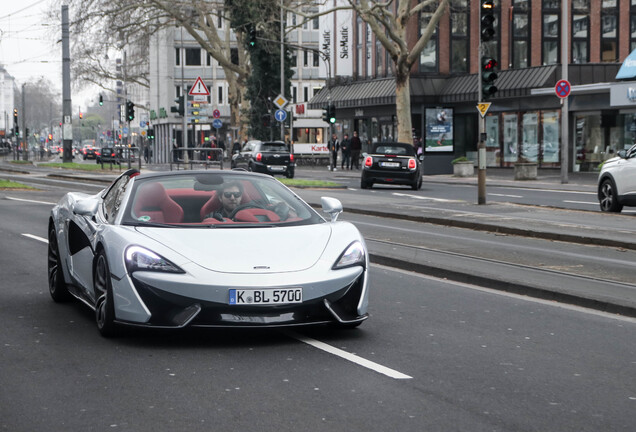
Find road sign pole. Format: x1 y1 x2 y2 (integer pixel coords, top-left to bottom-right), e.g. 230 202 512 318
477 7 486 205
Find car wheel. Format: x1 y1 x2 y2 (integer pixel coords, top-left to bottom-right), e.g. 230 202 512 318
247 163 253 172
360 179 372 189
48 225 71 302
412 175 422 191
286 170 294 179
599 178 623 212
94 252 118 337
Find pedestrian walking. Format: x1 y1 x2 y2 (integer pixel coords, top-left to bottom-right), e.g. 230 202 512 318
328 134 340 171
341 133 351 169
350 131 362 169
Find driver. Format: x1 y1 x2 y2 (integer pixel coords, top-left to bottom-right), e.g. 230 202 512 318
208 181 243 220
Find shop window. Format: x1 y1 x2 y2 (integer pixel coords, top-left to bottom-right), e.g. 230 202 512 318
541 111 560 164
503 113 519 164
485 115 500 167
522 112 539 163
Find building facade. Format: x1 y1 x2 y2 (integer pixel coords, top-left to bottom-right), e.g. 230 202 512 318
309 0 636 173
0 66 16 142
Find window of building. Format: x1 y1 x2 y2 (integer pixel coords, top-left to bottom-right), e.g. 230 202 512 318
304 50 309 67
366 24 372 77
218 86 223 105
217 13 223 29
450 0 469 74
312 16 319 30
512 0 530 69
185 48 202 66
292 86 297 104
419 8 438 73
231 48 238 65
303 86 308 102
542 1 559 65
291 50 297 68
313 51 320 67
571 0 589 64
175 48 180 66
376 41 383 76
601 1 618 62
631 1 636 51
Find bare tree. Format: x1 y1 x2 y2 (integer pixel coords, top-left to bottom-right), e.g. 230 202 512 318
294 0 450 144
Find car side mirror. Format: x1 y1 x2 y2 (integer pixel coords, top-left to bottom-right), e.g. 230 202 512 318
73 197 99 217
321 197 343 222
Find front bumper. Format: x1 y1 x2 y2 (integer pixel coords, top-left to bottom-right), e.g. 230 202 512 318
112 266 368 328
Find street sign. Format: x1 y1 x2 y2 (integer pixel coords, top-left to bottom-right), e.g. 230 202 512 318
476 102 492 118
213 109 221 119
189 77 210 96
275 109 287 122
212 119 223 129
555 79 571 98
273 94 288 109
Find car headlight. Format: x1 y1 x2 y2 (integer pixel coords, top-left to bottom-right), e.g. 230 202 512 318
333 241 366 270
125 246 185 274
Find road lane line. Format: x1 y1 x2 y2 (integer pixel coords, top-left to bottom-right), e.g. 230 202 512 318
563 200 598 205
489 193 523 198
22 234 48 243
392 192 458 202
288 332 412 380
6 196 56 205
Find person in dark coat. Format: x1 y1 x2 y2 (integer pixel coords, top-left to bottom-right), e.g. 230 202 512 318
350 131 362 169
340 133 351 170
328 134 340 171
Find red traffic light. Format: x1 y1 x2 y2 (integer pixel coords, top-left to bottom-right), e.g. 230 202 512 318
483 58 498 70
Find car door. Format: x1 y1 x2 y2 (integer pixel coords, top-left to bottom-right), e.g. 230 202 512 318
620 145 636 197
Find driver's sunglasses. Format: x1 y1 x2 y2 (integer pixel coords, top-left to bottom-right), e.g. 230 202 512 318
223 191 242 199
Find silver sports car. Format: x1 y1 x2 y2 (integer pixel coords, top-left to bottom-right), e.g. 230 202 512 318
48 169 369 336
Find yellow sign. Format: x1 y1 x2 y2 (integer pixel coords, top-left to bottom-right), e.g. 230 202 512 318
477 103 492 118
273 94 288 109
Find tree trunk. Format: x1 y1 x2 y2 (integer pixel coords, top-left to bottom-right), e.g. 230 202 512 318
395 70 413 144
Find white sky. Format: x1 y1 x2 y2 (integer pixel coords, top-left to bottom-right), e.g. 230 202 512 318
0 0 61 91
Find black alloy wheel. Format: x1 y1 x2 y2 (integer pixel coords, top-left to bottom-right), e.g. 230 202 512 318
599 179 623 212
94 252 118 337
48 225 71 302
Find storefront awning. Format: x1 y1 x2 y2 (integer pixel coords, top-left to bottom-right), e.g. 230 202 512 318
309 78 396 109
440 65 558 103
616 49 636 80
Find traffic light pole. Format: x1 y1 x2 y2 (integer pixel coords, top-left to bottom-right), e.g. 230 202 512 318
477 6 486 205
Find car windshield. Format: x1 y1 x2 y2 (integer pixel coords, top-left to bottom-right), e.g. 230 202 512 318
373 144 415 156
121 172 323 227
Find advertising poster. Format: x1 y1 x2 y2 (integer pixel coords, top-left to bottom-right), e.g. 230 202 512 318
425 108 453 152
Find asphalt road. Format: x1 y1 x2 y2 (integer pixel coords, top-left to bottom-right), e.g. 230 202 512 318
0 176 635 431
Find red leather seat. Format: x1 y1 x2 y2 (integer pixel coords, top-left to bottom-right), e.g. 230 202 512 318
134 182 184 223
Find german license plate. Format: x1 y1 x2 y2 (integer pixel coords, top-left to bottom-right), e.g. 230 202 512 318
269 165 286 172
229 288 302 305
380 161 400 168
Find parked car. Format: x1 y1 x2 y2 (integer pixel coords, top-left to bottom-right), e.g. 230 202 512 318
231 140 295 178
96 147 121 165
81 145 97 160
48 169 369 336
361 142 423 190
597 143 636 212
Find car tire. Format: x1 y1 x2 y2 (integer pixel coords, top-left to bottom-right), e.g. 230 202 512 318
48 225 71 302
411 175 422 191
286 170 294 179
360 179 372 189
94 251 118 337
599 178 623 212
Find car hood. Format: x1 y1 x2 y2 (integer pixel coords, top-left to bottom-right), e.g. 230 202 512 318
135 224 331 273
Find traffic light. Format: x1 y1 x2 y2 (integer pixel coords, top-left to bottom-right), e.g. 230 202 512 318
126 100 135 121
248 26 257 48
481 1 495 42
262 113 271 127
13 108 18 125
322 105 329 123
14 126 19 137
171 96 184 116
147 128 154 140
79 112 83 119
328 104 336 124
482 57 499 100
99 94 103 106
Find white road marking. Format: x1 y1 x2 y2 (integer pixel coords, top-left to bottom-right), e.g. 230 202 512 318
392 192 458 202
6 196 56 205
288 332 412 380
564 200 597 205
489 193 523 198
22 234 48 243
